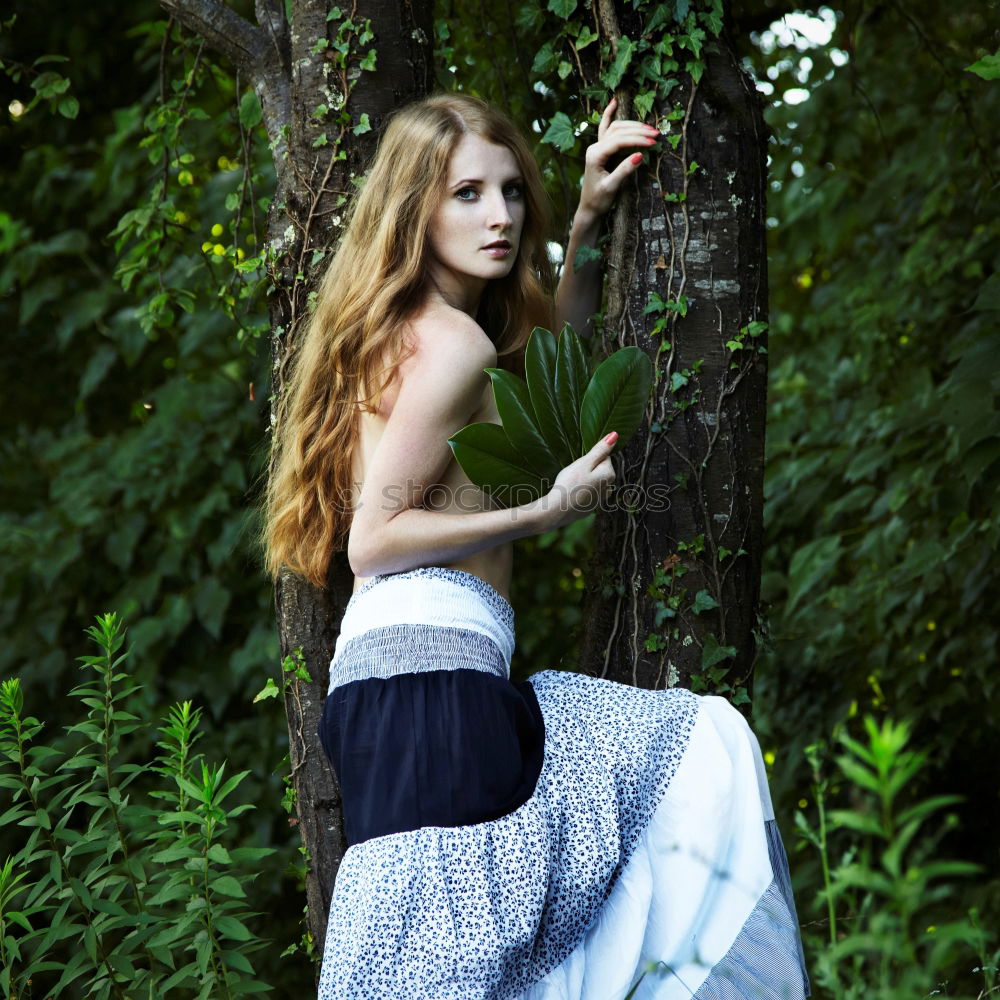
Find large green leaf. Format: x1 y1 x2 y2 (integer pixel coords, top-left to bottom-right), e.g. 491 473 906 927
447 422 548 507
579 347 653 452
485 368 561 478
524 327 575 465
554 324 588 458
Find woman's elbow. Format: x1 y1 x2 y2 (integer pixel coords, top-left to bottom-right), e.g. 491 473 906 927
347 527 374 578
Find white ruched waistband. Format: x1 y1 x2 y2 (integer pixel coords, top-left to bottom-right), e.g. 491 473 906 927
330 568 516 690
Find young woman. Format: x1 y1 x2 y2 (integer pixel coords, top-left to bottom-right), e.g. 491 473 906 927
265 94 808 1000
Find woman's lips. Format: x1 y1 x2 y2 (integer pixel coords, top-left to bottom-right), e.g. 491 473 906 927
482 242 512 258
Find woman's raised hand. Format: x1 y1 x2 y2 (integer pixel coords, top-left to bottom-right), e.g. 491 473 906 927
540 432 618 530
577 97 660 220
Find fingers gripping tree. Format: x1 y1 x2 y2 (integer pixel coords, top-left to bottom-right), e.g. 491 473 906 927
156 0 432 952
543 0 769 700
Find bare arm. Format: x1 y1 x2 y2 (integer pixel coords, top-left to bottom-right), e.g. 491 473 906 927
348 318 618 578
554 98 659 337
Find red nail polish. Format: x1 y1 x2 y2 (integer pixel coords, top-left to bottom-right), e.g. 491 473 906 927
630 153 643 165
604 431 619 445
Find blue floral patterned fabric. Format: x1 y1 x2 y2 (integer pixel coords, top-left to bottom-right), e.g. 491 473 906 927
316 568 809 1000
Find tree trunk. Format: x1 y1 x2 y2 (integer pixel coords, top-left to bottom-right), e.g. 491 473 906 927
158 0 432 958
578 15 769 701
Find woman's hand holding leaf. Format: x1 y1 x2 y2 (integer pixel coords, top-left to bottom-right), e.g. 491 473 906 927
539 433 618 531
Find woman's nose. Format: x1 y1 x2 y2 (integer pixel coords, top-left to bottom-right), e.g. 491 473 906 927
487 192 513 229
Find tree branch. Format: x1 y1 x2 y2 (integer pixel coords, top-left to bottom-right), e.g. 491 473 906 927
159 0 269 80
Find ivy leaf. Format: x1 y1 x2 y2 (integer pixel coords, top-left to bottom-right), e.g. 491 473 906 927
253 678 281 703
542 111 576 152
673 0 690 22
547 0 577 16
239 90 262 129
352 112 371 135
965 51 1000 80
575 26 598 50
602 35 635 90
691 589 719 614
634 90 655 121
702 633 737 669
532 41 557 75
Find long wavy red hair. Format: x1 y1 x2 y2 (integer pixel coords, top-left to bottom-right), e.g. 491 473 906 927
263 94 554 587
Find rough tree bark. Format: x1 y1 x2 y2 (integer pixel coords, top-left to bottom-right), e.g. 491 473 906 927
157 0 432 955
578 5 769 697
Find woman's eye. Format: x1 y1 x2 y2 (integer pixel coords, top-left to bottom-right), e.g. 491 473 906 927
455 187 478 201
503 183 523 199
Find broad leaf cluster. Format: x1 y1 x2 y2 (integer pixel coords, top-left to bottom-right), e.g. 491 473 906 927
448 326 652 505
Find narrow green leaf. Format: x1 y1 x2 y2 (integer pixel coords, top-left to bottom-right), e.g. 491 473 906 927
485 368 560 477
210 874 246 898
525 327 575 464
207 843 233 865
214 914 253 941
554 325 589 458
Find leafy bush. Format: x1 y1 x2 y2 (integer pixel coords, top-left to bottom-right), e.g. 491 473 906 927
797 716 999 1000
0 614 274 999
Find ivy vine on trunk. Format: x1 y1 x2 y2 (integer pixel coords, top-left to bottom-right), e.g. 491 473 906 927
530 0 769 700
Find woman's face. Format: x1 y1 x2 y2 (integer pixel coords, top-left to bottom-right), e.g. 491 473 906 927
426 132 526 313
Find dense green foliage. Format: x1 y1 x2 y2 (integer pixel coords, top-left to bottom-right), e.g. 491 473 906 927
740 0 1000 967
0 4 307 992
1 0 997 995
0 615 273 998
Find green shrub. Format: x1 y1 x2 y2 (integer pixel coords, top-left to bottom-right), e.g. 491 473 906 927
0 613 274 999
797 716 999 1000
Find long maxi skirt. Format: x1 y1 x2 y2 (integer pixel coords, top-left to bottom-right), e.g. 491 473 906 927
316 567 809 1000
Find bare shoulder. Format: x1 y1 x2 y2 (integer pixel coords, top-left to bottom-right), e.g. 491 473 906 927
399 302 498 380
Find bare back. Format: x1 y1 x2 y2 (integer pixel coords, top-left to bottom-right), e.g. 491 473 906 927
349 303 513 599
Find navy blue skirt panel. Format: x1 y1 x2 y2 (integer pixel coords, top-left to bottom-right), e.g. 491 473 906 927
318 669 546 847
